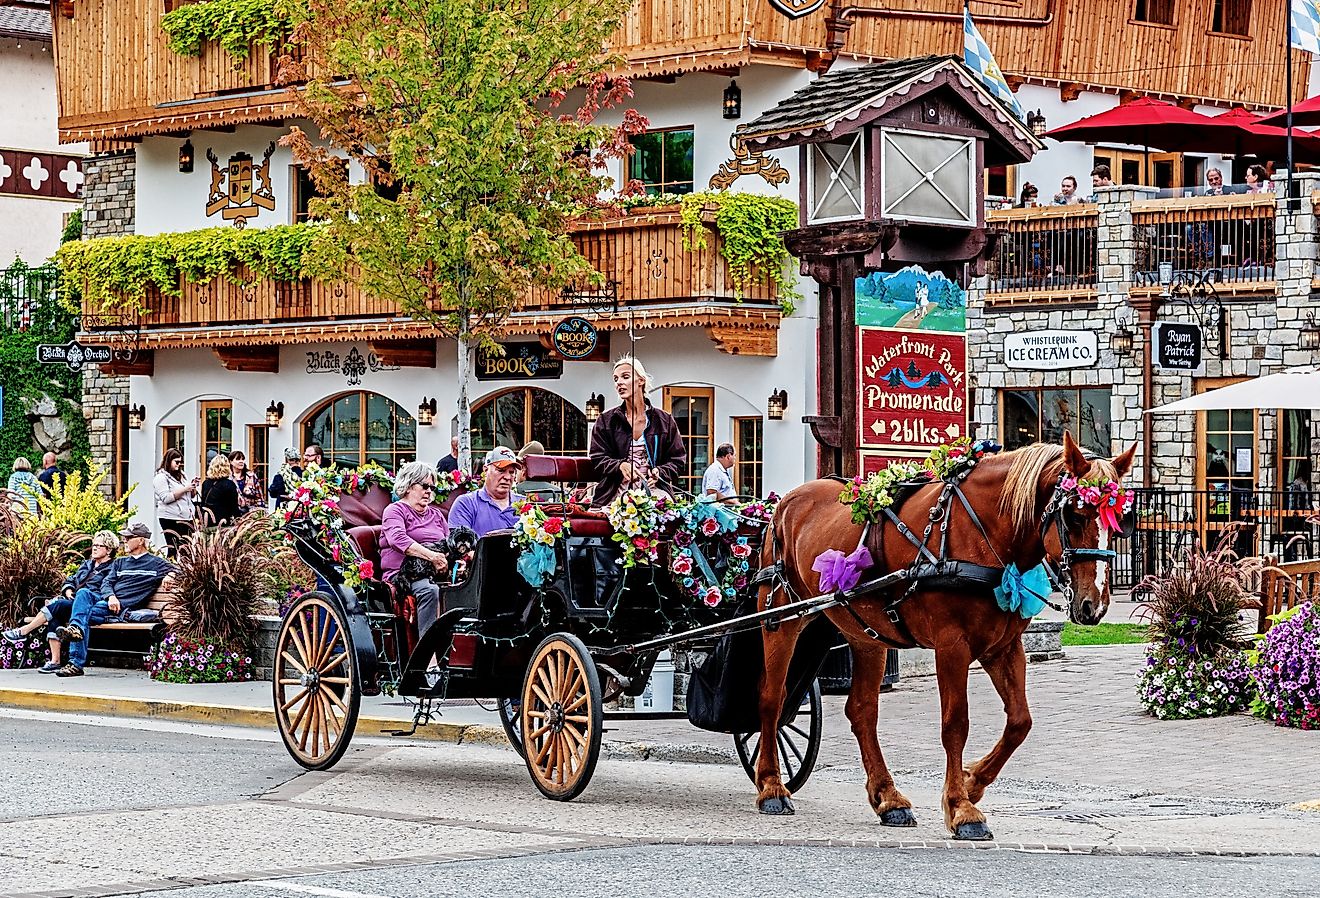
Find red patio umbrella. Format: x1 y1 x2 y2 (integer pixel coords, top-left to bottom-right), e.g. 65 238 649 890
1042 97 1222 151
1207 108 1320 163
1256 95 1320 128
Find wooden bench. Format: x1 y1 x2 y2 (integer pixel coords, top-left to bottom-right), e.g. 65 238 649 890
24 591 174 667
1258 558 1320 633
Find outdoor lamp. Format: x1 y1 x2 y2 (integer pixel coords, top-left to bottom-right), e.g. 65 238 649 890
127 404 146 430
265 400 284 427
722 79 742 120
178 140 194 173
417 397 437 426
1302 313 1320 351
1026 110 1047 137
1158 261 1174 288
767 389 788 421
1111 326 1135 355
584 392 605 423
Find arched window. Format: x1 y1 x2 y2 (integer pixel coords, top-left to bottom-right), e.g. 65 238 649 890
303 392 417 470
470 387 587 455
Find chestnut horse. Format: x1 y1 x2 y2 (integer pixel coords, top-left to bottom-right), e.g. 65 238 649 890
753 433 1135 839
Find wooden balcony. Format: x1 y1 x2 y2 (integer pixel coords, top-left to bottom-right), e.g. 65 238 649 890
80 206 784 359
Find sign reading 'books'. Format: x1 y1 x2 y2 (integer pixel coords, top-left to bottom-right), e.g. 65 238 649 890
477 342 564 381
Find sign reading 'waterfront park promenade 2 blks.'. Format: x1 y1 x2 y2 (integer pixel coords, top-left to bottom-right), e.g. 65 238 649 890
858 328 967 455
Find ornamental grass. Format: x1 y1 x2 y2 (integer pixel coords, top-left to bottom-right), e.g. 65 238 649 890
0 525 81 637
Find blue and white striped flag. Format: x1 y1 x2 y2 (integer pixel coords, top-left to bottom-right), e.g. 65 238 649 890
1292 0 1320 54
963 8 1024 120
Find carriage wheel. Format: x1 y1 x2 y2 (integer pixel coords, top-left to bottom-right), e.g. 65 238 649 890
519 632 602 801
733 678 823 795
273 592 361 771
498 697 525 758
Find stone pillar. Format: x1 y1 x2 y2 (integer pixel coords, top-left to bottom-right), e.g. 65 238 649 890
79 150 136 496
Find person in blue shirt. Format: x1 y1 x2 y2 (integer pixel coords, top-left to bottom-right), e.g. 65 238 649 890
448 447 524 537
7 457 42 516
701 443 737 503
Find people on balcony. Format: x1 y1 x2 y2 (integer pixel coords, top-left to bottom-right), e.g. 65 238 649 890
381 461 451 635
1017 182 1040 208
1089 164 1113 200
1204 168 1226 196
200 454 241 527
228 450 263 514
153 448 198 555
1245 164 1270 194
1052 175 1082 205
589 356 686 506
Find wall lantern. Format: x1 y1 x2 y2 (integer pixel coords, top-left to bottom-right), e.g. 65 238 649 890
584 392 605 423
1110 326 1135 355
178 140 194 174
767 389 788 421
417 397 437 426
265 400 284 427
1302 312 1320 351
722 79 742 120
1025 109 1047 138
127 404 146 430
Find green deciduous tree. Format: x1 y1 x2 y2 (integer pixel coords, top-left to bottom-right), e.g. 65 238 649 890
280 0 645 469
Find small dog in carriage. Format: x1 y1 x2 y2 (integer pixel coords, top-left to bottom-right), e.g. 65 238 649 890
398 526 479 584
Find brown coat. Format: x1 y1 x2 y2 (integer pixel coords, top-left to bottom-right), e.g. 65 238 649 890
589 402 687 506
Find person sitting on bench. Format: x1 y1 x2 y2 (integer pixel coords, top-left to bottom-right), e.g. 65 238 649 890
53 522 175 678
2 529 119 673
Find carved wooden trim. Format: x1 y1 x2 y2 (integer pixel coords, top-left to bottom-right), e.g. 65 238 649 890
213 345 279 372
1059 83 1084 103
708 133 791 191
368 338 436 368
803 415 842 449
704 323 778 357
99 352 154 377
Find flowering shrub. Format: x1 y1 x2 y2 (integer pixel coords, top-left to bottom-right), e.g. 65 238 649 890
0 631 50 670
512 502 571 587
25 463 134 542
842 438 999 525
1136 649 1254 720
1250 602 1320 729
146 633 254 684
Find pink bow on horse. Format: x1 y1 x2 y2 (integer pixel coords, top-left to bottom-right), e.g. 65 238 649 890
812 545 875 593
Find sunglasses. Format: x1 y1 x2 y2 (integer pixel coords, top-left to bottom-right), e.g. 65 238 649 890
418 483 436 493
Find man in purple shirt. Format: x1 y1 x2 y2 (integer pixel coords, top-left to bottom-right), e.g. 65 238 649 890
449 447 524 537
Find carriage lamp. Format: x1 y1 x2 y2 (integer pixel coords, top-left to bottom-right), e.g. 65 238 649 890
767 389 788 421
584 392 605 423
1302 312 1320 351
1110 325 1135 355
127 404 146 430
178 140 194 173
722 79 742 120
265 400 284 427
1025 110 1047 138
417 397 437 426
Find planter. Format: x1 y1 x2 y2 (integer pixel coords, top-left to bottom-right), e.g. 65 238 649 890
1023 619 1065 662
251 614 281 681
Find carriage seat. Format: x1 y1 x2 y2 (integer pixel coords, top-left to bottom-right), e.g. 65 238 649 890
347 524 383 571
339 484 393 528
521 454 596 483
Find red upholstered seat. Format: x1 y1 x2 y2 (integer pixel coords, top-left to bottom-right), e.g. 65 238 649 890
568 513 613 538
347 525 383 569
339 484 393 528
522 454 596 483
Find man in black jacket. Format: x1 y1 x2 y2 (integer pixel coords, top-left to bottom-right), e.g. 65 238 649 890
267 447 304 510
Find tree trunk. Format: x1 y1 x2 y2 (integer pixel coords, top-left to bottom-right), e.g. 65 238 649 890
456 315 473 473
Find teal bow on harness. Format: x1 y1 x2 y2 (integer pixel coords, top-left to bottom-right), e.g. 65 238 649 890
995 563 1052 619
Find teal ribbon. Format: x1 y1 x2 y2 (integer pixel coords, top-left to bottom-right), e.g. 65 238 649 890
995 563 1052 619
517 542 558 588
688 496 739 534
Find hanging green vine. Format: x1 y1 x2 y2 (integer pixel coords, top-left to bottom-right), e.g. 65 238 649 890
56 223 321 315
161 0 297 61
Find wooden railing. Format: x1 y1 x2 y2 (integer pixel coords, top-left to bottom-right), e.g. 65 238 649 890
986 204 1099 300
86 206 778 330
1131 193 1277 291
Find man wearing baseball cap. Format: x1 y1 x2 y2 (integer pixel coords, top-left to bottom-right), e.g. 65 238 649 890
54 522 175 677
447 447 525 538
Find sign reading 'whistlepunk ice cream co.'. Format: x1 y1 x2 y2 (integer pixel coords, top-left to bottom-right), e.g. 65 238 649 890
1003 330 1099 370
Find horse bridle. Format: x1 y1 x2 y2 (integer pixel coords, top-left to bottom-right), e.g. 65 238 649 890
1036 473 1120 612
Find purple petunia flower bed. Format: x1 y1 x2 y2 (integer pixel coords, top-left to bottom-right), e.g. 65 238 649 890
0 633 50 670
1250 602 1320 730
146 633 255 684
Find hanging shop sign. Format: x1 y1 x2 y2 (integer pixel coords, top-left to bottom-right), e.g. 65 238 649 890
857 328 967 452
1152 322 1203 371
477 342 564 381
1003 330 1098 370
551 316 599 360
37 340 112 371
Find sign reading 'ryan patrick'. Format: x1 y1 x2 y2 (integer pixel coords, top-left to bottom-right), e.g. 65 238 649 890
857 328 967 453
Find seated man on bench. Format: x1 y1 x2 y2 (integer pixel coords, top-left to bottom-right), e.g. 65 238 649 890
2 529 120 673
53 522 175 678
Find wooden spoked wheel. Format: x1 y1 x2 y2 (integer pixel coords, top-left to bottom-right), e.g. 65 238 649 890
733 678 823 795
273 592 361 770
519 633 602 801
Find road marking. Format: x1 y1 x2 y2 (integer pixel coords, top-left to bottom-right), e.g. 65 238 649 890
255 882 394 898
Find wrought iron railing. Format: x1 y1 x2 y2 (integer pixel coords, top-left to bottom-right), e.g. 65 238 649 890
1131 194 1276 289
985 205 1098 296
0 262 63 333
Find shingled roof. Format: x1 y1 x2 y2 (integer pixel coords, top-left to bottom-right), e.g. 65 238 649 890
0 4 52 41
740 55 1038 162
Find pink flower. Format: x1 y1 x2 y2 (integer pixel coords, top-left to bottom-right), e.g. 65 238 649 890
700 518 720 536
358 560 374 579
671 554 693 575
1061 476 1078 492
703 587 722 607
731 543 752 559
543 517 564 536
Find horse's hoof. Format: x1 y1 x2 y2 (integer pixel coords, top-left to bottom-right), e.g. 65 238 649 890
879 807 917 827
953 821 994 841
758 796 796 816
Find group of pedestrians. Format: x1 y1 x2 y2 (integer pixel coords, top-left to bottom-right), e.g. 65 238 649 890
6 451 68 516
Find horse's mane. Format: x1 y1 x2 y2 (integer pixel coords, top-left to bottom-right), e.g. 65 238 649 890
996 443 1119 540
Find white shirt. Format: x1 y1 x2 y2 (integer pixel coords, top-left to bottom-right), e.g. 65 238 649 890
702 461 735 499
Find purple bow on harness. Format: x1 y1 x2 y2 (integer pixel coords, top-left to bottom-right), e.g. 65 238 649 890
811 545 875 593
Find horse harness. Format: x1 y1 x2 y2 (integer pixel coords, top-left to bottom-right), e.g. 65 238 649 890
756 471 1119 649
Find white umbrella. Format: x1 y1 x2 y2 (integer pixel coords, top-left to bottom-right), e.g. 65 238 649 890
1146 366 1320 413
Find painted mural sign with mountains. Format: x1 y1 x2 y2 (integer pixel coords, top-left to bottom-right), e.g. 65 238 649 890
855 265 967 332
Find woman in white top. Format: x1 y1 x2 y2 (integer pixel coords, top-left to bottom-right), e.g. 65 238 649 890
154 448 199 555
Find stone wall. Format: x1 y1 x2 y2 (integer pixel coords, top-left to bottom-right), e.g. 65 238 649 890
79 150 135 496
968 175 1320 489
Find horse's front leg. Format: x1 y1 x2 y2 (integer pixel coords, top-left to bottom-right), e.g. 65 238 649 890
964 640 1031 805
754 617 804 815
935 644 993 840
846 643 915 826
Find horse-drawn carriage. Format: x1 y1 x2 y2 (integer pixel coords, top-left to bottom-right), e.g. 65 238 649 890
272 454 832 800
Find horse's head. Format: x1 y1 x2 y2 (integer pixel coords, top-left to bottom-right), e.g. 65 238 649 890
1041 432 1137 625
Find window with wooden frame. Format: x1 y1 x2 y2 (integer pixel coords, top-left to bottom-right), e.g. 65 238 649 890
199 400 233 474
113 405 130 502
1279 410 1311 494
161 426 185 466
663 386 714 496
628 127 695 195
303 391 418 470
247 424 271 498
291 166 324 224
984 165 1017 206
1210 0 1251 36
733 416 763 499
468 387 587 457
999 388 1112 455
1133 0 1175 26
1092 149 1186 189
